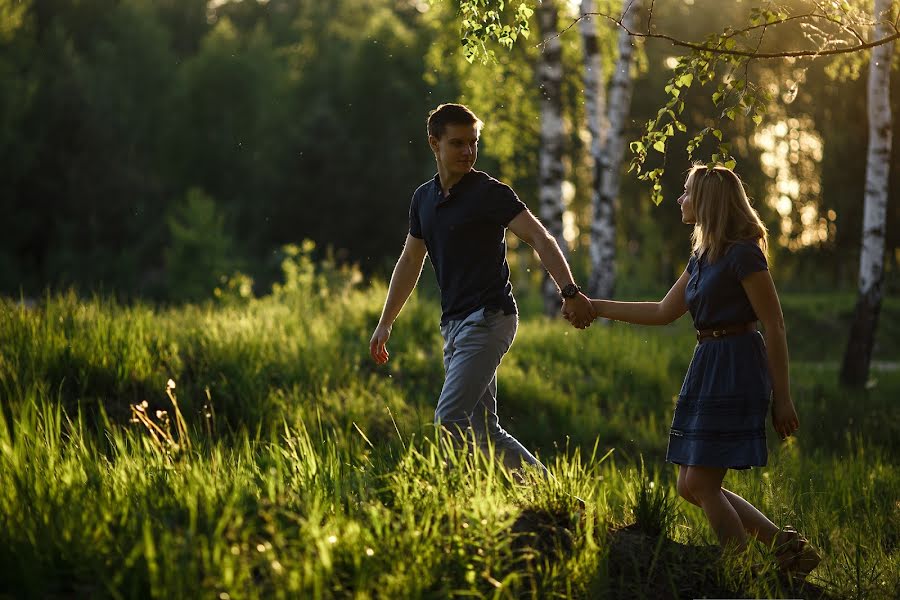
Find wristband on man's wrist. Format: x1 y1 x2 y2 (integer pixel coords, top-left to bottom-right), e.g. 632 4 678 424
559 283 581 299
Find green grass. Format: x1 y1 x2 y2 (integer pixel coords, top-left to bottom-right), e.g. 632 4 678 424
0 271 898 598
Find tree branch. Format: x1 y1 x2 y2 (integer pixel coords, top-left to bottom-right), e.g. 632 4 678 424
557 9 900 60
811 0 866 45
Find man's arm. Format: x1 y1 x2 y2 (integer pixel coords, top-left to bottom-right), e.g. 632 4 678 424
507 209 595 328
369 234 428 364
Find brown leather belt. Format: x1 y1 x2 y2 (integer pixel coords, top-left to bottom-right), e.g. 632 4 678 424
696 322 757 342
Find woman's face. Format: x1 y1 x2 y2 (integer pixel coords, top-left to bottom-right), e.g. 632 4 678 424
677 175 697 224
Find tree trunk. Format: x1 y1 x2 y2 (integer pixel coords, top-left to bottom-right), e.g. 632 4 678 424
536 0 568 316
840 0 893 388
580 0 610 298
580 0 609 162
588 0 640 300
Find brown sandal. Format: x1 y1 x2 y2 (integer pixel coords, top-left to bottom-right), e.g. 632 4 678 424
774 526 821 579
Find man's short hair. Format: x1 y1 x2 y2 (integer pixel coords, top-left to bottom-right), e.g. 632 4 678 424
426 104 483 139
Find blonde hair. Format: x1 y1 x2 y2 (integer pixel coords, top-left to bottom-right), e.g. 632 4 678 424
686 164 768 262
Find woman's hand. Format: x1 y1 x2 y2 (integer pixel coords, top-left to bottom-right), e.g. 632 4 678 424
562 293 595 329
771 398 799 440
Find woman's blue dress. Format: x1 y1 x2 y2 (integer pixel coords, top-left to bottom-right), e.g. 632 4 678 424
666 240 772 469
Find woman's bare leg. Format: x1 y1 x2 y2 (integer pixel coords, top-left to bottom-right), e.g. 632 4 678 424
676 466 780 546
683 465 748 550
721 488 780 545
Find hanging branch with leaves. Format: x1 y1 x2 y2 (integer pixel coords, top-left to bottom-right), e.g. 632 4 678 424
452 0 900 203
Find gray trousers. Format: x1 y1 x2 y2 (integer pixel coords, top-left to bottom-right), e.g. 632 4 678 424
435 307 547 474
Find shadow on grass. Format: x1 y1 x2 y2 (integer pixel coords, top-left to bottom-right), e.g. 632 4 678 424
601 525 834 600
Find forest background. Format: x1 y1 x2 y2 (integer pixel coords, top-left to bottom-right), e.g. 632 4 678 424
2 1 900 597
2 0 899 304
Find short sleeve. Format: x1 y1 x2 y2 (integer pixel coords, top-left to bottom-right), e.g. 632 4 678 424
486 182 527 226
409 190 423 239
729 241 768 281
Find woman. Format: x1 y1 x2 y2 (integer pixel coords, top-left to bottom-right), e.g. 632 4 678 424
583 165 819 576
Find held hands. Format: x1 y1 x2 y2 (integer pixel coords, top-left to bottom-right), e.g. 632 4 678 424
562 293 596 329
369 323 392 365
771 397 799 440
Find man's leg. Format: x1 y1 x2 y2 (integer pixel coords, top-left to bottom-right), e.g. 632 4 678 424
469 365 546 473
435 309 547 474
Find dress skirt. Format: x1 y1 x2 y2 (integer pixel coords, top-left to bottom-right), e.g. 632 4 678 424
666 331 771 469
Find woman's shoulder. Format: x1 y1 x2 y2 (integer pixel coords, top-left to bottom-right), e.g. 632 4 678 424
686 251 699 273
726 238 765 256
725 238 768 277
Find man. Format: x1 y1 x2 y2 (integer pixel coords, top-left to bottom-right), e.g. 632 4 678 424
369 103 594 474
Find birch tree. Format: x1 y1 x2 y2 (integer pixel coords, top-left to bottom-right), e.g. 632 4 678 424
586 0 640 300
536 0 568 315
458 1 898 375
457 1 898 204
840 0 894 388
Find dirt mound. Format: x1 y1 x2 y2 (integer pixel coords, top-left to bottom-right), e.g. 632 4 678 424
605 525 833 600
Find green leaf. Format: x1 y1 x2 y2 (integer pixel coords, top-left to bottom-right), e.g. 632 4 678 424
653 140 666 153
724 159 737 170
676 73 693 88
712 128 722 141
752 114 763 126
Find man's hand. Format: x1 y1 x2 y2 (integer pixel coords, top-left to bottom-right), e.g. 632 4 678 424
369 324 392 365
771 398 799 440
562 293 595 329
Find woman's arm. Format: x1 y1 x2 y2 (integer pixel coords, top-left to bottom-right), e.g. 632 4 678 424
741 270 799 439
589 268 690 326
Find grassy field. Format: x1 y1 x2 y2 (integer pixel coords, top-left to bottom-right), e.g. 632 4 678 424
1 258 898 598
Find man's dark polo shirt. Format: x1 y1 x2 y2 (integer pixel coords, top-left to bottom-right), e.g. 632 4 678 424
409 170 527 325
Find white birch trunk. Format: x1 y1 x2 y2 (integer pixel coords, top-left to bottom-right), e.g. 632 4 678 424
588 0 640 299
537 0 568 316
840 0 894 387
580 0 609 160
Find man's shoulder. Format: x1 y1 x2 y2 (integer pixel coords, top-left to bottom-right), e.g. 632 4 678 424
411 176 438 204
471 170 515 196
414 176 438 194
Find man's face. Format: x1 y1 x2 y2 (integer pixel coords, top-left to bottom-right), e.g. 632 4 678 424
429 123 479 179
